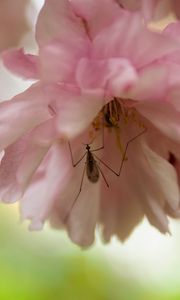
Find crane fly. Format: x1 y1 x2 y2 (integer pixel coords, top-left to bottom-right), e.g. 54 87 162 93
64 122 146 222
68 135 109 196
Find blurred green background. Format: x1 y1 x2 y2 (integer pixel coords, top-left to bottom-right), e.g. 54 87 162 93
0 203 180 300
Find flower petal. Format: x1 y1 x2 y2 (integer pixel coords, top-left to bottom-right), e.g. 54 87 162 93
0 83 51 150
163 21 180 42
0 137 29 203
44 84 104 139
16 118 59 189
69 0 123 38
141 141 179 212
124 63 169 101
136 101 180 142
20 143 72 229
2 48 39 79
76 57 138 96
100 124 179 238
65 175 100 248
142 196 170 234
99 128 145 241
94 12 180 68
36 0 86 45
39 38 90 83
100 185 143 242
49 140 101 247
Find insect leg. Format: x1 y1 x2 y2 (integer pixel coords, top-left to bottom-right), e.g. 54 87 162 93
94 154 119 176
68 141 86 167
117 127 147 176
91 121 105 152
97 164 109 188
64 163 86 222
94 127 147 177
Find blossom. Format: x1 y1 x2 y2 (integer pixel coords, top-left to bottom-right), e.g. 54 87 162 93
118 0 180 21
1 0 180 247
0 0 30 52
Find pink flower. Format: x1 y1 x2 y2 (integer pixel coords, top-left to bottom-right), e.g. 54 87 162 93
0 0 30 52
1 0 180 247
118 0 180 21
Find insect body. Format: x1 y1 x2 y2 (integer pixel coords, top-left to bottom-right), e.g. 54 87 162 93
86 145 99 183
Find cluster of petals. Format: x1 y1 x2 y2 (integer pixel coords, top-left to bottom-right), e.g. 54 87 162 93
1 0 180 247
119 0 180 21
0 0 30 52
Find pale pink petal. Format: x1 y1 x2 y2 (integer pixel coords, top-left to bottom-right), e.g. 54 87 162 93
118 0 175 21
100 125 179 239
16 143 49 194
76 58 138 96
99 129 145 241
39 38 90 83
2 49 39 79
0 119 58 203
0 83 51 150
142 197 170 234
138 137 179 233
163 22 180 42
141 141 179 212
124 63 169 101
118 0 141 10
0 136 29 203
93 13 180 68
162 22 180 65
36 0 123 45
100 183 143 242
66 178 100 247
69 0 123 38
20 143 72 230
141 0 165 21
16 118 59 189
36 0 86 45
44 84 104 139
49 138 102 247
167 63 180 87
136 101 180 141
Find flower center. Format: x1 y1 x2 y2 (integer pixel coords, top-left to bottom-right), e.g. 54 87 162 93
92 97 126 132
90 98 126 157
103 97 130 129
91 98 145 158
103 98 121 128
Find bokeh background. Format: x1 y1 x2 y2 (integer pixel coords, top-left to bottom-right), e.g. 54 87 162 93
0 1 180 299
1 204 180 300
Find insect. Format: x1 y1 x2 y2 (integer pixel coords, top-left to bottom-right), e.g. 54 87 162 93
64 123 146 222
68 136 109 201
63 140 106 222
